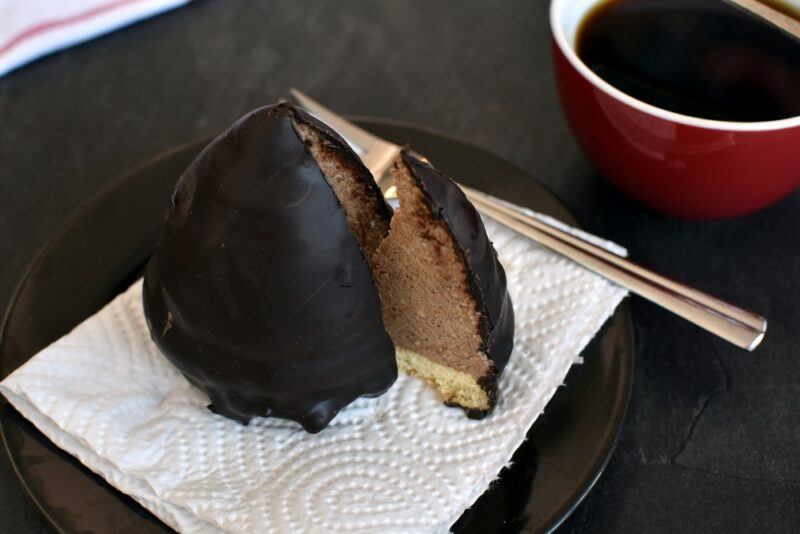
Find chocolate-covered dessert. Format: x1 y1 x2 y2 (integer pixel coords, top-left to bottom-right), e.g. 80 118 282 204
143 103 396 433
144 102 515 431
372 152 514 417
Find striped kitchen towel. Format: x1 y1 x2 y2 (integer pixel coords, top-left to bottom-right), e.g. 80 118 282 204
0 0 192 77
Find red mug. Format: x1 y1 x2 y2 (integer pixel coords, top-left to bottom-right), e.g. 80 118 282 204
550 0 800 219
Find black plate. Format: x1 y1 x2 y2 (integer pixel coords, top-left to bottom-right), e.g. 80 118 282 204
0 119 634 534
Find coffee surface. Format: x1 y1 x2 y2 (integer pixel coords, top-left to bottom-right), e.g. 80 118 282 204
577 0 800 121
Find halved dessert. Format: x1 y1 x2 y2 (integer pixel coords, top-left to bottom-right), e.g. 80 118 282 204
144 103 514 432
372 152 514 417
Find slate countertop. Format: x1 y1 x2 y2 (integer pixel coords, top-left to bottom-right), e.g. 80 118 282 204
0 1 797 532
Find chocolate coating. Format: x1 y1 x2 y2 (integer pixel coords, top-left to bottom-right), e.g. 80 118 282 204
402 152 515 375
143 104 397 433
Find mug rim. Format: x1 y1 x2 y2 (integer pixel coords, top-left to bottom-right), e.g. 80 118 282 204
550 0 800 132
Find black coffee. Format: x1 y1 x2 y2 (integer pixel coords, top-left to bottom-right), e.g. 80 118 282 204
577 0 800 121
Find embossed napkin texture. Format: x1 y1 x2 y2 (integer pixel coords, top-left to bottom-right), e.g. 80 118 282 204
1 217 627 533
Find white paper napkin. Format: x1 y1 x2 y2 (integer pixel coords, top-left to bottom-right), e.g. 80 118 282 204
1 217 627 533
0 0 192 77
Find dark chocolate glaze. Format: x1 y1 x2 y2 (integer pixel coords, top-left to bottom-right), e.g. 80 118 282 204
143 103 397 433
401 151 515 412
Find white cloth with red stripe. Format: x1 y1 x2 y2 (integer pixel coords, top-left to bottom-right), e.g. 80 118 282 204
0 0 191 77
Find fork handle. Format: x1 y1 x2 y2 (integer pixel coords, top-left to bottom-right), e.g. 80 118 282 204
463 187 766 351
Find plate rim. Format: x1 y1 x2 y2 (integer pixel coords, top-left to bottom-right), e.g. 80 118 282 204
544 309 634 533
0 136 215 534
0 117 634 534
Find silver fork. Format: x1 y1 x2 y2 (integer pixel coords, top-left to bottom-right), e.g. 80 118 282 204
290 89 767 351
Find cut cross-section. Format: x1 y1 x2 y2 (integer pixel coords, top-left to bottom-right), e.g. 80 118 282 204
372 152 514 417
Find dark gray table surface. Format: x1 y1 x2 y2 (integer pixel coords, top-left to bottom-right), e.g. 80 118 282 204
0 1 798 532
